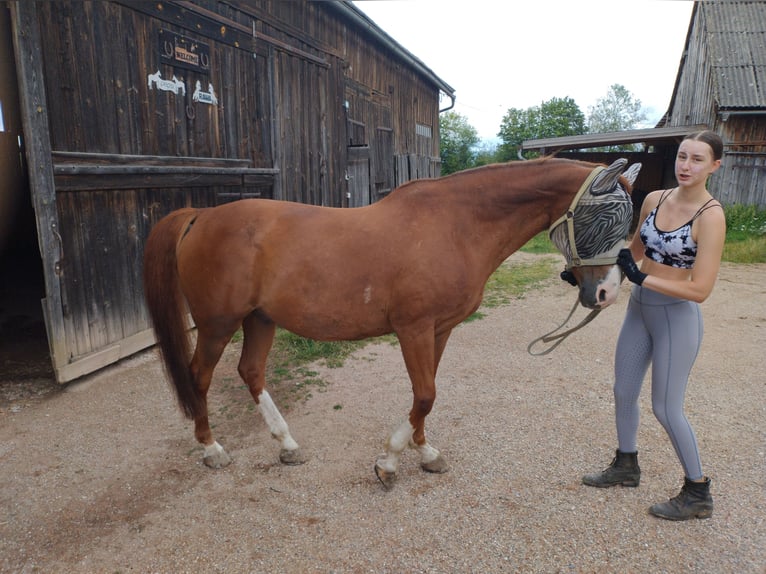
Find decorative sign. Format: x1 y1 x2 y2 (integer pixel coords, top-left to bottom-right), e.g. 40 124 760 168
159 29 210 74
192 81 219 106
147 70 185 95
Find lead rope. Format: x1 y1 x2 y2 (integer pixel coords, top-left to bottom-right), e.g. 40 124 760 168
527 300 601 356
527 165 607 356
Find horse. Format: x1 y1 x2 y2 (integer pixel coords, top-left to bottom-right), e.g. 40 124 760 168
142 157 640 488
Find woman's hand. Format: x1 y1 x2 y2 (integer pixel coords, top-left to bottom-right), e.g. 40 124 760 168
617 248 647 286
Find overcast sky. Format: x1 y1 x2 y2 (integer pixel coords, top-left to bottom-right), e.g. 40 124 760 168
353 1 695 141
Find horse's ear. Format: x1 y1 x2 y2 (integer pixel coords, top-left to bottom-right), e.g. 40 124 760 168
591 158 628 194
622 162 642 186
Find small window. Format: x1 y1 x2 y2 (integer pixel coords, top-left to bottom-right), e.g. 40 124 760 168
415 123 432 138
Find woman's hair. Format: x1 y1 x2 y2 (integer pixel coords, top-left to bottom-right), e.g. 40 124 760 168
683 130 724 161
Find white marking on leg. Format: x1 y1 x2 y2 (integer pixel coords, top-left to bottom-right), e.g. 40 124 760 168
258 390 299 451
203 441 225 459
376 420 414 473
415 441 441 465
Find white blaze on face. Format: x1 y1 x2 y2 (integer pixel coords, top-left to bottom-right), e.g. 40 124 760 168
596 265 623 308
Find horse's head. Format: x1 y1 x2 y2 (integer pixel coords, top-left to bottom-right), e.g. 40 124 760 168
550 158 641 309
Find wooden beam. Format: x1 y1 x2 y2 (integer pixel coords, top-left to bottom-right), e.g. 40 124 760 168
10 0 69 382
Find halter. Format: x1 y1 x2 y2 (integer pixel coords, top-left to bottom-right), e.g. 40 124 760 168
528 164 635 356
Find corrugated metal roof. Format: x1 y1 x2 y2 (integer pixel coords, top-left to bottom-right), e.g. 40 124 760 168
703 1 766 109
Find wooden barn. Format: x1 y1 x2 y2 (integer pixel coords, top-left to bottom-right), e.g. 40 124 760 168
521 1 766 209
0 1 455 384
661 0 766 206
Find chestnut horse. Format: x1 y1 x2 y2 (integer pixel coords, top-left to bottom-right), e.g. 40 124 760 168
143 157 640 488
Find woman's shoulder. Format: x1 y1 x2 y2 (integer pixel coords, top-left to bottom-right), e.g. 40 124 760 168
640 189 667 212
693 197 726 242
696 198 726 225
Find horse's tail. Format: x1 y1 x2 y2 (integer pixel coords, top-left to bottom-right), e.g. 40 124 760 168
143 207 203 419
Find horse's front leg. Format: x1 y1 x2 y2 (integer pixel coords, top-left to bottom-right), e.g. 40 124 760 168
240 314 305 465
374 328 450 489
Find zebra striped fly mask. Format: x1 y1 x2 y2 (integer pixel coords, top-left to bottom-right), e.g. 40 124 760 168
549 158 641 270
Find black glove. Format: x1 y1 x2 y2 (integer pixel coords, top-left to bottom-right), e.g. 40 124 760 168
617 248 647 286
560 269 578 287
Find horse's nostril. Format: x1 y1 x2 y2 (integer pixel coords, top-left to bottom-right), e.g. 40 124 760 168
599 289 607 302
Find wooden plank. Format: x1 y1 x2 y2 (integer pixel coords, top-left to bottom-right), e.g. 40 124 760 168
115 0 256 54
53 164 275 175
173 0 330 67
53 172 270 191
54 327 157 383
10 0 70 382
52 151 254 166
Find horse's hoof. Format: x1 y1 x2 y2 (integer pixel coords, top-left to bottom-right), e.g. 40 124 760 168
421 454 449 474
203 446 232 469
279 448 307 466
374 464 397 490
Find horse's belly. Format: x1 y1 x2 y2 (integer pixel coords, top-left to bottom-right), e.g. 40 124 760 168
264 298 392 342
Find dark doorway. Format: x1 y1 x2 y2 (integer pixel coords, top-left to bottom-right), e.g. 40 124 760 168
0 3 55 404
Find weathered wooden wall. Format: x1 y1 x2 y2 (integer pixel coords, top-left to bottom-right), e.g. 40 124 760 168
714 115 766 208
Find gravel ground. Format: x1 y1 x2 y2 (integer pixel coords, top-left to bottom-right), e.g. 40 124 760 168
1 256 764 573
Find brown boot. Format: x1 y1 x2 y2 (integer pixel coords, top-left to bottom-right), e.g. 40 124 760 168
582 450 640 487
649 477 713 520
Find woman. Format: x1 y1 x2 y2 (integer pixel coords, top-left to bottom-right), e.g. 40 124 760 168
582 130 726 521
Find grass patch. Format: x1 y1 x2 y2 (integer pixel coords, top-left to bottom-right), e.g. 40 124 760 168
273 330 364 369
723 204 766 264
265 334 363 405
264 331 397 406
520 231 555 254
481 257 557 308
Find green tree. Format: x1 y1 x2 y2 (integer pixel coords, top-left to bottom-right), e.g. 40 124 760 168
473 140 500 167
497 97 586 161
439 111 480 175
587 84 647 151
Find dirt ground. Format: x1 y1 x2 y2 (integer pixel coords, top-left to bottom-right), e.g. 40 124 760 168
1 256 764 573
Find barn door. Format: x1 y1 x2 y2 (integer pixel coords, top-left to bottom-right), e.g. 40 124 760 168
347 146 371 207
10 1 273 383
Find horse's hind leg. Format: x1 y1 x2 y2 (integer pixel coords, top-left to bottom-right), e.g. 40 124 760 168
239 313 305 466
190 329 235 468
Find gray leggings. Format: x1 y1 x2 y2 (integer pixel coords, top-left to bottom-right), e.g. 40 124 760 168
614 284 704 480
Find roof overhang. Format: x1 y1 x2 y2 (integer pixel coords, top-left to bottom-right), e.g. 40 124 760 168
522 125 709 154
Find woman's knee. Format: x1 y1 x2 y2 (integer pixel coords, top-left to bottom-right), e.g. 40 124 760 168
652 399 687 431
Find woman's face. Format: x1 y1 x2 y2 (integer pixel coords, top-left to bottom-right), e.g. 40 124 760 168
675 139 721 189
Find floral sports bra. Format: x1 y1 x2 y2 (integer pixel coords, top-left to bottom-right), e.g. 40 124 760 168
639 189 720 269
